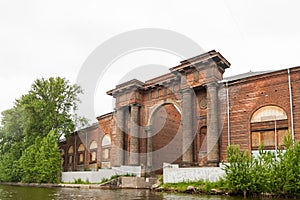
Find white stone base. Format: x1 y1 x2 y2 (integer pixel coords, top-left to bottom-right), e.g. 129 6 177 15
163 163 225 183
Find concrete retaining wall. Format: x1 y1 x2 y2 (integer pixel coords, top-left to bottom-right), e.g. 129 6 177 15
121 177 157 189
62 165 141 183
163 163 225 183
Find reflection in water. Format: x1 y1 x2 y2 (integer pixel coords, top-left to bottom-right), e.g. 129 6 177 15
0 185 246 200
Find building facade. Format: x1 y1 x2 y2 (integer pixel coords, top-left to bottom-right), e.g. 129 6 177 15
60 50 300 173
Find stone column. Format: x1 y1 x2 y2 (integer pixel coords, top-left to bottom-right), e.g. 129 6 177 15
206 82 220 165
182 88 194 165
114 107 125 166
129 104 140 165
145 125 153 174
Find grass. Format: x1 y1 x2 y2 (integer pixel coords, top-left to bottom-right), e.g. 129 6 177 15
162 179 228 194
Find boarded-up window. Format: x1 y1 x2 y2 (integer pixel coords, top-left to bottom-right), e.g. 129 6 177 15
251 132 260 148
278 129 287 146
262 131 275 147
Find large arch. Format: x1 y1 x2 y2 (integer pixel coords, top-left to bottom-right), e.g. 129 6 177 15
147 99 181 126
148 102 182 174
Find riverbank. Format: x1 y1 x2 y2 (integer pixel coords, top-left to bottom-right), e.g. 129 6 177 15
0 181 103 189
155 180 300 199
0 176 157 190
153 179 227 195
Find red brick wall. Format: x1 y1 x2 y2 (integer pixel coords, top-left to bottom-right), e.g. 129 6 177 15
151 103 182 172
220 68 300 161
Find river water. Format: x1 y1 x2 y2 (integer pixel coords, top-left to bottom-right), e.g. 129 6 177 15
0 185 259 200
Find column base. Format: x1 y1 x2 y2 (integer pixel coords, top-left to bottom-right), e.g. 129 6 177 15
145 166 155 177
207 160 219 167
180 162 197 167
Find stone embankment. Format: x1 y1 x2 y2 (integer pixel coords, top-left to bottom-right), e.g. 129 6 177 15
0 177 158 189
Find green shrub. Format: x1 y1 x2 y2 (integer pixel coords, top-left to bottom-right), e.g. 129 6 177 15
223 135 300 197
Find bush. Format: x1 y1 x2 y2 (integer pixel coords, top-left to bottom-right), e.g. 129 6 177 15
223 135 300 197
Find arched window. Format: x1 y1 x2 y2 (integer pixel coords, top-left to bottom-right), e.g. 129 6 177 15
68 146 74 164
89 141 98 163
251 106 289 150
77 144 85 164
102 134 111 147
102 134 111 161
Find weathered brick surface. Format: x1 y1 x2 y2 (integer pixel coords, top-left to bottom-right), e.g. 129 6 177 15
220 68 300 161
60 124 101 171
60 51 300 173
151 103 182 173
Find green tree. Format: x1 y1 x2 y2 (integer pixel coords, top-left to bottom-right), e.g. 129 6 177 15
20 131 61 183
16 77 87 140
0 77 86 182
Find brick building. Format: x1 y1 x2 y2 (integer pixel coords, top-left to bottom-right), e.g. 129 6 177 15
60 50 300 173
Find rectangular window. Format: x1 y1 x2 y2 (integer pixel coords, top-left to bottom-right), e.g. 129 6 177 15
90 151 97 163
79 153 84 163
68 156 73 164
251 132 260 148
102 148 110 160
262 131 275 147
251 129 288 150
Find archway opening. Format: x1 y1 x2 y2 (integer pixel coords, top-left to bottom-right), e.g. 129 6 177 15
150 103 182 174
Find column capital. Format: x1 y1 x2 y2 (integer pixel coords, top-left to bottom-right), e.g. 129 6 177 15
205 81 219 88
180 87 193 94
114 105 129 112
129 103 142 107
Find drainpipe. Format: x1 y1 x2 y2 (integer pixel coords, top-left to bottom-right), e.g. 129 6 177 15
85 131 87 169
226 80 231 146
219 80 231 146
288 69 295 145
275 116 277 159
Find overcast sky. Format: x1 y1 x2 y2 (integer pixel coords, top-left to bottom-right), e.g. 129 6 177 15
1 0 300 123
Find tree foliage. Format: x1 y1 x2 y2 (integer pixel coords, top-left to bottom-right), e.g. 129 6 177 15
20 131 61 183
0 77 86 183
16 77 86 139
